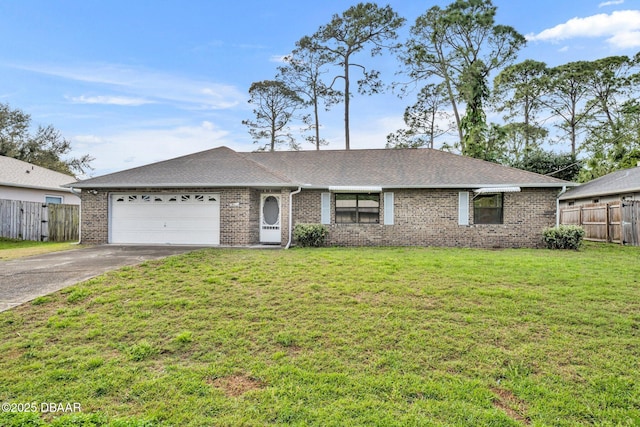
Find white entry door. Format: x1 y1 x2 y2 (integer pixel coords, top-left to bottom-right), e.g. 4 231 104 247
110 193 220 245
260 194 281 244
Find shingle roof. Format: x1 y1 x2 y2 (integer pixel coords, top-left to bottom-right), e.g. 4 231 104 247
0 155 77 192
245 148 570 188
559 166 640 200
69 146 572 189
69 146 293 189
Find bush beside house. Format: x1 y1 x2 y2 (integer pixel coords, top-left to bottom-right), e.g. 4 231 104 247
543 225 585 250
293 224 328 247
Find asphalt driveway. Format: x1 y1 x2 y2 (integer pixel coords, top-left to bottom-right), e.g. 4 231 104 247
0 245 204 312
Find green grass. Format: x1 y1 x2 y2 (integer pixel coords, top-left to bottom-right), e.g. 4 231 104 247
0 243 638 426
0 238 78 260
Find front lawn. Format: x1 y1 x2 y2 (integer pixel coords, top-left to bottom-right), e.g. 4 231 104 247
0 238 78 260
0 244 638 426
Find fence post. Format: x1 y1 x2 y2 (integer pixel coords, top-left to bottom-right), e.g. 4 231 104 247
635 200 640 247
579 206 583 227
605 202 610 243
41 204 49 242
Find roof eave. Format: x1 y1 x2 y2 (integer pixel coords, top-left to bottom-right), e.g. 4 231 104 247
559 187 640 200
1 181 76 193
300 183 575 190
66 181 575 191
65 182 298 189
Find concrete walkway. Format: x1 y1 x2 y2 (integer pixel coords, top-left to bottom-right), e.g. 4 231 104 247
0 245 204 312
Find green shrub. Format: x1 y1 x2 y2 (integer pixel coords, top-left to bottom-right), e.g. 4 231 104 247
293 223 328 247
542 225 585 250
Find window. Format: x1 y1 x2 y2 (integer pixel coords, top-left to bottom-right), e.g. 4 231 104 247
45 196 63 204
335 193 380 223
474 194 503 224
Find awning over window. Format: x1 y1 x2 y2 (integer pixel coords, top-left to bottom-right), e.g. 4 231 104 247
328 186 382 193
474 186 521 194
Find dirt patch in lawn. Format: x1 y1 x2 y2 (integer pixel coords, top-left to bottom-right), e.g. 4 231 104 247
209 374 265 397
491 386 531 425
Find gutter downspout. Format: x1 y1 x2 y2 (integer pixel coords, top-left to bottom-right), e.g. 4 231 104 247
285 186 302 249
69 187 82 244
556 185 567 227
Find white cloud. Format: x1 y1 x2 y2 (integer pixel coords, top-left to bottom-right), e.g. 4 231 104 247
599 0 624 7
607 30 640 48
346 115 405 150
12 62 246 110
526 10 640 49
68 95 155 106
72 121 251 176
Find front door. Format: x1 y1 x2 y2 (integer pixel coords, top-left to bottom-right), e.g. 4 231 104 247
260 194 281 244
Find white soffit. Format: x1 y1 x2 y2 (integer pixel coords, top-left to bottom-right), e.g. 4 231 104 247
328 186 383 193
474 186 521 194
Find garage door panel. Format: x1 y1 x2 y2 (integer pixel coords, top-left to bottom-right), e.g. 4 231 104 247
110 193 220 245
113 230 218 245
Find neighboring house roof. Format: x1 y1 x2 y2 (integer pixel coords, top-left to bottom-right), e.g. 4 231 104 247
559 166 640 200
69 146 572 190
0 155 77 192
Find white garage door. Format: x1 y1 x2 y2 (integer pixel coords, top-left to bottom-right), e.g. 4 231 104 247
110 193 220 245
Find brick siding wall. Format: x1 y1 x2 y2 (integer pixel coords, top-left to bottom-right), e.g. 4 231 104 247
220 188 254 245
292 188 558 248
80 191 109 244
81 187 558 248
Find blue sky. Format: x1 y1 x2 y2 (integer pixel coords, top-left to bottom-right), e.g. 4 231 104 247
1 0 639 176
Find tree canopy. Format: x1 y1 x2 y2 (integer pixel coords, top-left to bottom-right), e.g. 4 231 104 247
313 2 405 149
242 80 305 152
0 103 93 176
401 0 525 158
243 0 640 181
278 36 342 150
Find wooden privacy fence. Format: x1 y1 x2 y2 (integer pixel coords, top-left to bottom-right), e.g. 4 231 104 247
0 199 79 242
560 200 639 246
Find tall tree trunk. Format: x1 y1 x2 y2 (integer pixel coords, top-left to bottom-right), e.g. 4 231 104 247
271 122 276 152
314 98 320 150
429 108 436 149
524 97 531 155
443 74 462 150
344 58 350 150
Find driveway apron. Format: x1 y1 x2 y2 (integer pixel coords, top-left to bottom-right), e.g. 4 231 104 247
0 245 203 312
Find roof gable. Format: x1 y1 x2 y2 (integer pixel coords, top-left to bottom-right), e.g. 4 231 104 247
70 146 293 189
0 155 76 192
71 146 571 189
